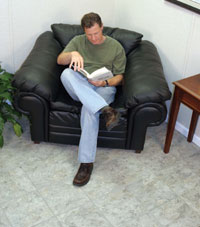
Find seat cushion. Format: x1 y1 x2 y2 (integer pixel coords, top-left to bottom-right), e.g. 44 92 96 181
49 109 127 148
50 85 128 116
51 24 143 55
50 86 82 113
49 86 128 142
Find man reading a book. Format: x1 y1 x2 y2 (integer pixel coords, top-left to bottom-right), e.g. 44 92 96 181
57 12 126 186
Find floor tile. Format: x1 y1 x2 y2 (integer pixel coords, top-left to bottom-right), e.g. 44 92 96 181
3 191 53 227
21 147 78 188
57 201 114 227
0 209 12 227
0 167 36 207
32 217 62 227
83 181 149 226
181 184 200 213
153 160 200 198
38 182 90 216
1 118 200 227
150 198 200 227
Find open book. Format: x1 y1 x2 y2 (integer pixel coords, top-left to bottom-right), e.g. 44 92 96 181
71 65 113 81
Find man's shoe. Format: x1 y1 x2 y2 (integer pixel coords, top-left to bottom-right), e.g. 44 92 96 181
73 163 93 186
102 106 120 131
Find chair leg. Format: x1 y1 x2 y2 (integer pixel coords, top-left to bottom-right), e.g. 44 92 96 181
34 141 40 144
135 150 142 153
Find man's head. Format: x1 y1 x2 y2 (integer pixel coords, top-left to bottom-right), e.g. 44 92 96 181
81 12 102 29
81 12 104 45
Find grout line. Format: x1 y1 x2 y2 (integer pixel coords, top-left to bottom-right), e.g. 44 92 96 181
182 13 196 76
179 193 200 215
80 188 117 227
8 0 15 73
3 208 14 227
17 166 58 226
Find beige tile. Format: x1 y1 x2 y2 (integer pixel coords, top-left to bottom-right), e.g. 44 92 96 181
0 209 12 227
124 179 177 213
83 180 156 226
33 217 62 227
150 198 200 227
57 201 113 227
4 191 53 227
21 147 77 188
2 118 200 227
154 161 200 197
38 182 90 216
181 184 200 213
0 167 36 207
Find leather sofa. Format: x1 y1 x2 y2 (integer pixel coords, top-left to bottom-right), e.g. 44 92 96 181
12 24 171 153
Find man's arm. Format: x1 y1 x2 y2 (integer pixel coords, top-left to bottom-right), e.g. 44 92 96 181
106 74 123 86
57 51 84 71
57 52 71 65
89 74 123 87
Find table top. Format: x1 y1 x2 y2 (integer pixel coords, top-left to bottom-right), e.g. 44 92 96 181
173 74 200 100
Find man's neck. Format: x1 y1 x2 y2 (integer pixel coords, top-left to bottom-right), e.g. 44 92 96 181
100 35 106 44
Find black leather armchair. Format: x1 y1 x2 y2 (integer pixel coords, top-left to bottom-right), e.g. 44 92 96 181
13 24 171 152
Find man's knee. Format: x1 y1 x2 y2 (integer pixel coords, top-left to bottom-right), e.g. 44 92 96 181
61 68 75 84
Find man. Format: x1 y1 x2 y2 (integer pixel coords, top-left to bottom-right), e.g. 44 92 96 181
57 12 126 186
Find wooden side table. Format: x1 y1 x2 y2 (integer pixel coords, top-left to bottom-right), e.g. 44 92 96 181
164 74 200 153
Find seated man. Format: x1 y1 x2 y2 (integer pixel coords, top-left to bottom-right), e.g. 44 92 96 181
57 12 126 186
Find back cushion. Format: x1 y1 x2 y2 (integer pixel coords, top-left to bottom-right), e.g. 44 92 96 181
51 24 143 55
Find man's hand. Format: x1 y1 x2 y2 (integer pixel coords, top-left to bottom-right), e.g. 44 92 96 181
88 80 105 87
69 51 84 71
88 74 123 87
57 51 84 70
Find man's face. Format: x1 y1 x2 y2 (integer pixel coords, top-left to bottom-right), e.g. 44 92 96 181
84 23 104 45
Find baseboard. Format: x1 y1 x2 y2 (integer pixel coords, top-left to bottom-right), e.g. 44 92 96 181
175 121 200 147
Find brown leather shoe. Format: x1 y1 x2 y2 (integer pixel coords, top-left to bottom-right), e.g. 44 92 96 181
102 106 120 131
73 163 93 186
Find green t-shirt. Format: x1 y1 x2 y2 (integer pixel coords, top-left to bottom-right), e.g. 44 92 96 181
63 34 126 75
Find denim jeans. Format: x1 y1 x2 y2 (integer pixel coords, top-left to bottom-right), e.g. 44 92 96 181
61 68 116 163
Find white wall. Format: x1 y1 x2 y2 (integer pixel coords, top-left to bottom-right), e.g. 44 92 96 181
115 0 200 145
1 0 200 145
0 0 116 72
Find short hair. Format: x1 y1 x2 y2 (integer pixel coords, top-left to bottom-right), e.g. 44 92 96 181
81 12 103 29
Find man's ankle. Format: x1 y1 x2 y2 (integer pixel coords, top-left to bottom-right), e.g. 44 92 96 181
101 106 110 112
101 106 120 131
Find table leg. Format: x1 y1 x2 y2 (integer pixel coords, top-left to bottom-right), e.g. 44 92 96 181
187 110 199 142
164 87 181 153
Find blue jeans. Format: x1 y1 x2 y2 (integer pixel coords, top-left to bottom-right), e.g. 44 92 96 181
61 68 116 163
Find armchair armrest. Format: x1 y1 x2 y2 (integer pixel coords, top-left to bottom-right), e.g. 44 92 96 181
123 40 171 109
13 31 64 101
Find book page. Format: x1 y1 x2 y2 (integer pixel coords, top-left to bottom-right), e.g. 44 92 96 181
79 68 89 78
88 67 113 81
71 65 89 78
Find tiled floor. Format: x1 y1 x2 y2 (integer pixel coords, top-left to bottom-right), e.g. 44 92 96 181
0 117 200 227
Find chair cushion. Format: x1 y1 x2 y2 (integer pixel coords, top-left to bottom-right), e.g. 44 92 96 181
50 86 82 113
51 24 143 55
50 85 128 116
